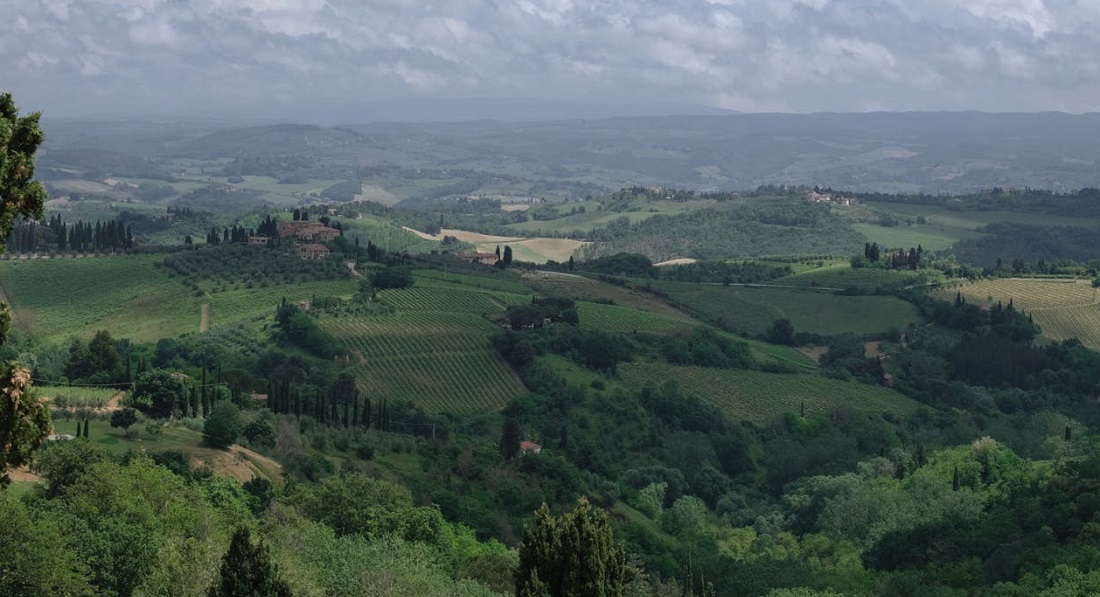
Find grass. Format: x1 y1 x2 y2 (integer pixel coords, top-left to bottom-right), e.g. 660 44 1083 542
48 416 282 481
776 265 940 293
852 223 972 252
619 362 920 424
653 282 923 337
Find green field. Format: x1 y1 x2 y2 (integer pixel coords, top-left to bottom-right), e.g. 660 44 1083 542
654 282 923 337
0 254 359 342
576 301 696 335
0 255 199 342
852 223 973 252
619 362 920 424
776 265 940 293
935 278 1100 349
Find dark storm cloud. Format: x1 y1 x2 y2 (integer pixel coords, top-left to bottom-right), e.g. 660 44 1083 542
3 0 1099 119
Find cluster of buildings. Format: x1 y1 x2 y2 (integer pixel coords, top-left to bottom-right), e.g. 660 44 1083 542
806 191 853 206
242 220 342 260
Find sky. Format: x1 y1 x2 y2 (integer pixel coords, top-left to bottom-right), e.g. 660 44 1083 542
3 0 1100 122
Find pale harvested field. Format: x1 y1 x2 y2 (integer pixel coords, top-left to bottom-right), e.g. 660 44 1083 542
655 258 697 266
501 204 531 212
403 227 583 263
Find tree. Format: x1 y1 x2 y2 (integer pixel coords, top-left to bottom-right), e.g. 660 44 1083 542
203 401 243 449
368 266 414 290
208 527 291 597
0 95 48 486
765 318 796 346
503 245 513 266
110 407 139 437
0 93 46 265
500 417 522 460
0 366 49 487
129 369 190 418
516 499 628 597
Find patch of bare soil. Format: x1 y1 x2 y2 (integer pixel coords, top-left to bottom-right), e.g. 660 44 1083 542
199 303 209 333
189 445 283 485
864 341 885 359
797 346 829 363
8 467 40 483
500 204 531 212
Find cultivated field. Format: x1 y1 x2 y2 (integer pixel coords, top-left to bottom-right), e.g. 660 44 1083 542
935 278 1100 349
0 254 359 342
576 301 696 335
620 362 920 424
404 227 586 263
318 282 531 414
0 255 198 342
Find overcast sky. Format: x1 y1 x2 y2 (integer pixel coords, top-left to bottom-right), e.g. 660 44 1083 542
3 0 1100 121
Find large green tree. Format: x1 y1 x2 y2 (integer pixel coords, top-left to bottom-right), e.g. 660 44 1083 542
129 369 190 418
0 367 48 487
203 401 243 449
516 499 628 597
0 93 48 487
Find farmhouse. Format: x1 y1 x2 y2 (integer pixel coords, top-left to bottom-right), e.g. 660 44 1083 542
247 235 269 246
519 440 542 455
458 252 499 266
298 244 330 260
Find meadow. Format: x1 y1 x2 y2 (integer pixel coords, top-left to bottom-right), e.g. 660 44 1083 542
653 281 923 337
619 362 920 424
775 264 941 293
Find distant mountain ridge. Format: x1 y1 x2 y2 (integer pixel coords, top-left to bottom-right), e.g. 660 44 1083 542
39 111 1100 194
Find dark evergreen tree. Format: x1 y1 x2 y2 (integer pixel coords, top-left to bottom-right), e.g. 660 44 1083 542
500 417 521 459
208 527 292 597
516 499 628 597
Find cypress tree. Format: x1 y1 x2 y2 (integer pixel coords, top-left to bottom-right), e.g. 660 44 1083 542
208 527 291 597
952 465 961 492
516 499 627 597
83 419 89 439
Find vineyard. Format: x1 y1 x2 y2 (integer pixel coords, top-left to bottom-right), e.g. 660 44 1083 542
575 301 696 334
206 279 358 329
620 362 920 424
0 255 199 342
935 278 1100 349
319 314 525 414
39 385 120 409
318 280 531 414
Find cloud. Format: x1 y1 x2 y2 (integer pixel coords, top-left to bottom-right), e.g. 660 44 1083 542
2 0 1099 119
